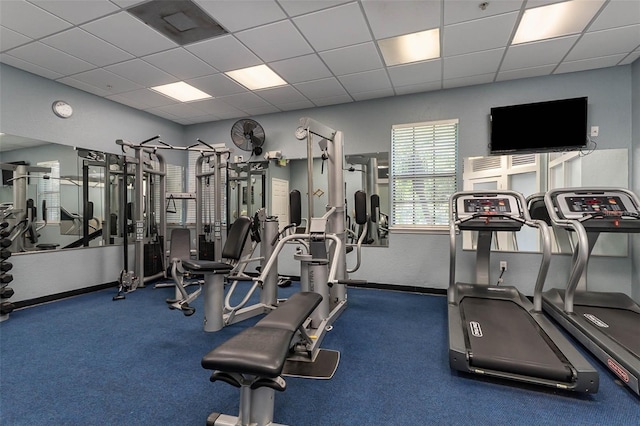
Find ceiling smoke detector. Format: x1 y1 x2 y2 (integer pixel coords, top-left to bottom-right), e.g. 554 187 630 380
127 0 228 46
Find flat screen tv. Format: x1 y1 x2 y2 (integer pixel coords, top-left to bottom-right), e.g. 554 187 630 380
489 97 588 155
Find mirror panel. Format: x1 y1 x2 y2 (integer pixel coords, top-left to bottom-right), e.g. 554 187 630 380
462 149 629 256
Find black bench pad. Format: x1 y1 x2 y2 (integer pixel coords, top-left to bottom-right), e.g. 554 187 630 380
201 292 323 377
182 259 233 272
202 327 294 377
256 292 322 332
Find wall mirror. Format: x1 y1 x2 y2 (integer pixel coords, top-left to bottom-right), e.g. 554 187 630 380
281 152 389 247
462 148 629 256
0 134 136 253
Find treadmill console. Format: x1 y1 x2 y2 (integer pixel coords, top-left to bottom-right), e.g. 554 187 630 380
456 194 521 220
555 192 637 220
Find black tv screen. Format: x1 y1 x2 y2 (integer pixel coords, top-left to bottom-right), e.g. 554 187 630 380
489 97 588 155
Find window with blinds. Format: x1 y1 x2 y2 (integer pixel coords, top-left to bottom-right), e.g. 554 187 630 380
391 119 458 229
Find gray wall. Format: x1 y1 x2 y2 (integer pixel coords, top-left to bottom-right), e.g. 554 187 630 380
1 61 638 302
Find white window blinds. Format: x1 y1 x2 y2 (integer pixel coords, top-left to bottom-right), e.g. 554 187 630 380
37 160 60 222
391 119 458 228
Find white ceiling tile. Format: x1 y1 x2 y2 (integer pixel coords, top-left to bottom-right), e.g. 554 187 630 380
186 36 262 72
109 0 146 8
501 35 579 71
293 2 372 51
444 0 523 25
187 73 247 97
219 92 271 110
443 12 519 56
190 98 244 117
142 48 217 80
255 85 307 105
339 69 391 94
495 64 557 82
152 103 205 119
312 94 353 107
81 12 177 57
5 42 95 75
362 0 440 39
0 0 72 39
278 0 350 17
106 88 176 109
0 53 64 80
394 80 442 95
236 20 312 62
387 60 441 87
589 0 640 31
566 25 640 61
619 50 640 65
57 75 115 96
555 54 628 75
294 77 349 99
105 59 176 87
443 73 495 89
194 0 286 32
0 26 32 52
444 48 504 80
31 0 120 25
319 42 383 76
41 28 134 67
67 67 144 94
243 105 281 116
278 99 315 111
351 87 395 101
269 54 332 83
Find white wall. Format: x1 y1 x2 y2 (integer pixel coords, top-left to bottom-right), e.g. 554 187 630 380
1 62 638 302
632 59 640 301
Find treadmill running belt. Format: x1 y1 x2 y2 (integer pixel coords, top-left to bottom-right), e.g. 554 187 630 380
461 297 573 382
573 305 640 356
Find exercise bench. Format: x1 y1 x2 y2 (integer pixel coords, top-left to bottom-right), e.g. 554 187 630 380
201 291 323 426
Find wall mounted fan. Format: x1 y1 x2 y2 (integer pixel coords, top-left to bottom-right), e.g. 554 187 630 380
231 119 265 156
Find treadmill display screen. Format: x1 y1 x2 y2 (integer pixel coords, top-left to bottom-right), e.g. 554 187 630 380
463 198 512 214
565 196 625 213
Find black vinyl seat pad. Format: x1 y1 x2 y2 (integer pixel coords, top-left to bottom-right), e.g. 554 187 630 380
573 305 640 357
460 297 573 382
181 259 233 273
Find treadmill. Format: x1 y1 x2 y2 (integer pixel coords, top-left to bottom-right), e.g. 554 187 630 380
542 188 640 395
448 190 598 392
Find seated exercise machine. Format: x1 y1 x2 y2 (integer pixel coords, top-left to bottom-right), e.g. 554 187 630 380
178 215 253 331
201 291 322 426
448 190 598 392
541 188 640 395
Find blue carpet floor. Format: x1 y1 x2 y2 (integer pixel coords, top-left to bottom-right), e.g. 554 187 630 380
1 283 638 425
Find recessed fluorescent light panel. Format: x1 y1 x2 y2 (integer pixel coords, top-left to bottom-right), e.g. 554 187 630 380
378 28 440 66
512 0 605 45
150 81 212 102
225 65 287 90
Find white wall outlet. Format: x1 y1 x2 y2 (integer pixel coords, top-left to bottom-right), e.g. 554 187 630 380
500 261 507 271
590 126 599 137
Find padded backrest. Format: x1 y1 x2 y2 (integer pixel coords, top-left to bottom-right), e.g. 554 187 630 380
170 228 191 261
528 195 551 225
222 216 252 261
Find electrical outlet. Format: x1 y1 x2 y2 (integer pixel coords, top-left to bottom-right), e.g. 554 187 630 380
590 126 599 137
500 261 507 271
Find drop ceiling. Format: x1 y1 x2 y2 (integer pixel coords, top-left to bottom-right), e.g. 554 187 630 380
1 0 638 126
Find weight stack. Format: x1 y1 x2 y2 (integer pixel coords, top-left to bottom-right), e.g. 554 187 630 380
198 235 215 260
1 220 15 321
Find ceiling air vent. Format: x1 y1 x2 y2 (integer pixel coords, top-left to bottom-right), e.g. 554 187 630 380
127 0 228 46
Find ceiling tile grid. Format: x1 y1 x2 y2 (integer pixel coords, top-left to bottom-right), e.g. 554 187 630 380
0 0 637 124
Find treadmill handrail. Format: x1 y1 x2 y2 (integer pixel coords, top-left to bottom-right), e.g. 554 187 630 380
543 187 640 313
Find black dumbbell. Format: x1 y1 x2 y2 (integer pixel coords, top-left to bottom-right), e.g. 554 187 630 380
1 286 14 299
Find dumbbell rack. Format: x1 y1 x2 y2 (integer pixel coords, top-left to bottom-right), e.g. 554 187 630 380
1 220 15 322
